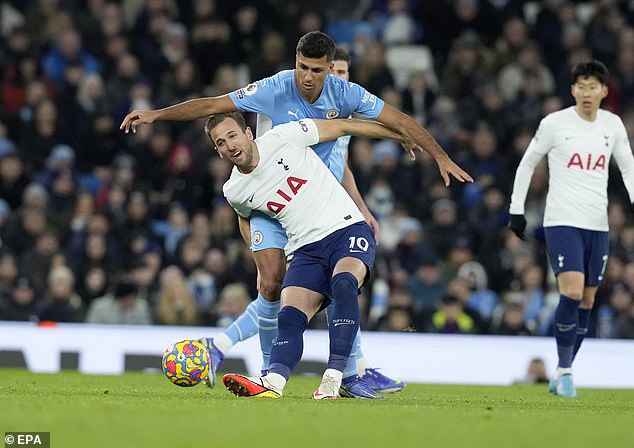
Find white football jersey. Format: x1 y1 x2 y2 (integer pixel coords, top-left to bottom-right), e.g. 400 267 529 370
223 119 364 254
510 107 634 231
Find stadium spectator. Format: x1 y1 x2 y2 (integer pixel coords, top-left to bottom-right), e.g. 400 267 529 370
43 28 100 88
490 298 533 336
426 294 476 334
36 265 83 323
0 252 19 305
214 282 252 329
0 142 29 210
1 276 37 322
85 279 152 325
154 265 199 326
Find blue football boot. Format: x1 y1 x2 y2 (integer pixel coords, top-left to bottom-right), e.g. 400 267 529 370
362 368 405 393
339 375 383 399
198 337 225 388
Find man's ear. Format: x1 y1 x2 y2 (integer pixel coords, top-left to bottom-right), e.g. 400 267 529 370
246 126 254 141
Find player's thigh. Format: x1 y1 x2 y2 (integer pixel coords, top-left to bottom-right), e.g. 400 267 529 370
333 257 367 287
545 226 585 298
329 222 376 288
281 286 324 320
252 248 287 280
556 271 585 299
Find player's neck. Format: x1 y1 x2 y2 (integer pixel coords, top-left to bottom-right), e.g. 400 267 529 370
574 106 599 122
294 77 322 104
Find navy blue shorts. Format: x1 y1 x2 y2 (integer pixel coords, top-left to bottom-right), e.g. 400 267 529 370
544 226 609 286
282 222 376 302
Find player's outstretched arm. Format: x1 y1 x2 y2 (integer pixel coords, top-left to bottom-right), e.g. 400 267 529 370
314 118 406 143
120 95 237 134
376 103 473 186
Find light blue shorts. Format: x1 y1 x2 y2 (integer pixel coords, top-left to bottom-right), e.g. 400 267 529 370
250 211 288 252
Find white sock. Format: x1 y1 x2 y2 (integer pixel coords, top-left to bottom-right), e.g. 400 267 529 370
324 368 343 384
213 333 233 355
558 367 573 376
356 356 371 375
263 372 286 393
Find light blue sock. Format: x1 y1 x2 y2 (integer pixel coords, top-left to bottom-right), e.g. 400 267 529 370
224 298 259 345
257 294 280 370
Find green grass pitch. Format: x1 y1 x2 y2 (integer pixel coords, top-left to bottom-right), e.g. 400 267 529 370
1 369 633 448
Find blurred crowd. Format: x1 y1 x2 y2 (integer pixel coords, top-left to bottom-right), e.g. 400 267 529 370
0 0 633 339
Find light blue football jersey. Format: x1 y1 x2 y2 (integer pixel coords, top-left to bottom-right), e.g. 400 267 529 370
228 70 384 171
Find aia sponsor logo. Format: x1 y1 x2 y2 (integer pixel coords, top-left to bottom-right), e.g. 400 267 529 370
266 176 308 214
567 153 606 170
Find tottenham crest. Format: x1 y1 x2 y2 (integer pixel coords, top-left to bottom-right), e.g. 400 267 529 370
253 230 263 247
326 109 340 119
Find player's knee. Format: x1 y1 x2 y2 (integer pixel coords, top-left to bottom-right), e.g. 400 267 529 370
559 286 583 300
581 294 596 308
331 272 358 301
258 276 283 301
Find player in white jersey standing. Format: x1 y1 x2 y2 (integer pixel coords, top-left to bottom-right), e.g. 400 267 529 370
509 60 634 397
205 111 409 399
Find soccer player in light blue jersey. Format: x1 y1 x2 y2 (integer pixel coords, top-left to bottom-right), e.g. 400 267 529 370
121 32 472 397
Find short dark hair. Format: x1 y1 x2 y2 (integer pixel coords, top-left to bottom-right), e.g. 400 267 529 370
334 47 350 64
571 60 609 85
204 112 247 142
296 31 336 61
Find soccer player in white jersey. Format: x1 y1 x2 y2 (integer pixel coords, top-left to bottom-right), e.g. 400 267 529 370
205 111 408 399
121 32 471 396
509 60 634 397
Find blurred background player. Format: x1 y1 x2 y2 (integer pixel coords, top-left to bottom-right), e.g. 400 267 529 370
121 32 472 397
509 60 634 397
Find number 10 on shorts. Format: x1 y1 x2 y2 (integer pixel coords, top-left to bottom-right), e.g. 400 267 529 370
348 236 369 253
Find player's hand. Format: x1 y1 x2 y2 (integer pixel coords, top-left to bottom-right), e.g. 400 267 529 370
509 214 527 240
436 157 474 187
401 140 422 160
363 210 380 245
120 110 159 134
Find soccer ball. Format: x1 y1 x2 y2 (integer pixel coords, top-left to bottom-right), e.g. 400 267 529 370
162 339 211 387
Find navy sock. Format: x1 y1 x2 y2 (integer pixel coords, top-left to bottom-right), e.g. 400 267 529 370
269 306 307 380
328 272 360 372
554 295 580 369
572 308 591 362
326 302 359 379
